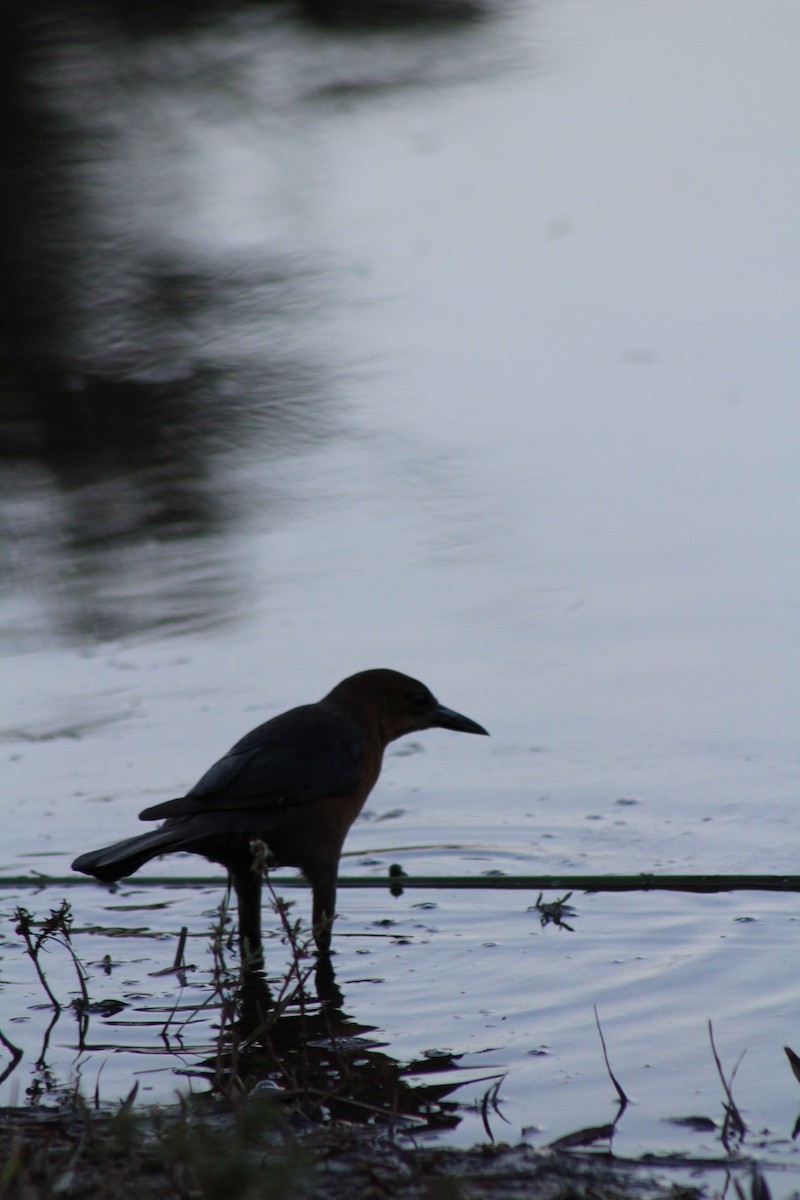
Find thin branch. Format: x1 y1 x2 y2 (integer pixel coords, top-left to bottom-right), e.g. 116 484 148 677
594 1006 628 1108
0 1028 23 1085
708 1019 746 1148
5 871 800 893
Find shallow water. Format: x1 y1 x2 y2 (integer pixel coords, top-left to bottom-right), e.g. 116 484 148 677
2 0 799 1192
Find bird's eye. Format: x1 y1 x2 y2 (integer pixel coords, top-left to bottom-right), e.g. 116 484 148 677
409 687 431 708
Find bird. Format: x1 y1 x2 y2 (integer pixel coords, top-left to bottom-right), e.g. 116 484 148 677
72 669 488 968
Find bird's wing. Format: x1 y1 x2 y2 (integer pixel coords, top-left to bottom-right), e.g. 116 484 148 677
139 704 366 821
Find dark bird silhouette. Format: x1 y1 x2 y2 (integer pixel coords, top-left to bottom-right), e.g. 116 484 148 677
72 669 488 967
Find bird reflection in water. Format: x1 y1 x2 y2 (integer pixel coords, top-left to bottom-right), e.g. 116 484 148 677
209 962 474 1137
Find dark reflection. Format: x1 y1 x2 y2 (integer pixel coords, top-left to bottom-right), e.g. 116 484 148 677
210 968 467 1133
233 953 344 1019
0 0 491 647
4 911 473 1133
301 0 484 30
0 3 330 645
314 953 345 1010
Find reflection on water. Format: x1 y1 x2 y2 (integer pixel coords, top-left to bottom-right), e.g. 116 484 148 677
0 0 493 647
2 893 472 1136
2 0 799 1193
1 358 327 642
6 878 800 1190
0 9 306 645
207 1004 467 1133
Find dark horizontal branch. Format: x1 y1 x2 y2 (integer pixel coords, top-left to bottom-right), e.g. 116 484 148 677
2 872 800 894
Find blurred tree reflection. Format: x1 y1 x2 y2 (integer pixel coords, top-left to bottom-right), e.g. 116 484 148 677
0 2 327 643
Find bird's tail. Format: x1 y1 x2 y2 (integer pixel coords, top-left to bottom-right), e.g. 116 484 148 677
72 827 190 884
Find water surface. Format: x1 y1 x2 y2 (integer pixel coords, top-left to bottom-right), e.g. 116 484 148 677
1 0 799 1190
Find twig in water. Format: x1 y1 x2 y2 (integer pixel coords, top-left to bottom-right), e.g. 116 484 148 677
93 1059 107 1110
150 925 193 980
173 926 188 970
0 1028 23 1086
265 879 317 1010
708 1019 746 1149
784 1045 800 1086
750 1169 772 1200
546 1018 626 1158
594 1006 628 1110
15 901 93 1054
14 905 63 1010
478 1074 508 1142
733 1170 772 1200
158 983 186 1046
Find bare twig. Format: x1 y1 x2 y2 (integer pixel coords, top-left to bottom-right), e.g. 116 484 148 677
594 1006 628 1109
708 1019 746 1149
0 1028 23 1085
784 1045 800 1086
478 1075 508 1142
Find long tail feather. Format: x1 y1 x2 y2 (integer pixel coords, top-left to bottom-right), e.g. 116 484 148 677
72 827 189 883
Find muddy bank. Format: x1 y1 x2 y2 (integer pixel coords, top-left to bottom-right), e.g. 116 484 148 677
1 1098 712 1200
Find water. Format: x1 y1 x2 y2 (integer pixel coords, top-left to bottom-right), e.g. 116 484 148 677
1 0 799 1191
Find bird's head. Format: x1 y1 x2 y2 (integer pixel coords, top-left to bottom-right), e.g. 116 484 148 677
326 668 489 744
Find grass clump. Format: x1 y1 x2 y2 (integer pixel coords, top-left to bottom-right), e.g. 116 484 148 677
0 1092 306 1200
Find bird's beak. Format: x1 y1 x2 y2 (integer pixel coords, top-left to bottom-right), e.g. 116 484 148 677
429 704 489 736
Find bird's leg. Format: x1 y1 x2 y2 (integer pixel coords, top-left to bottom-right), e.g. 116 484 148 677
232 864 264 971
315 953 344 1010
309 864 337 957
